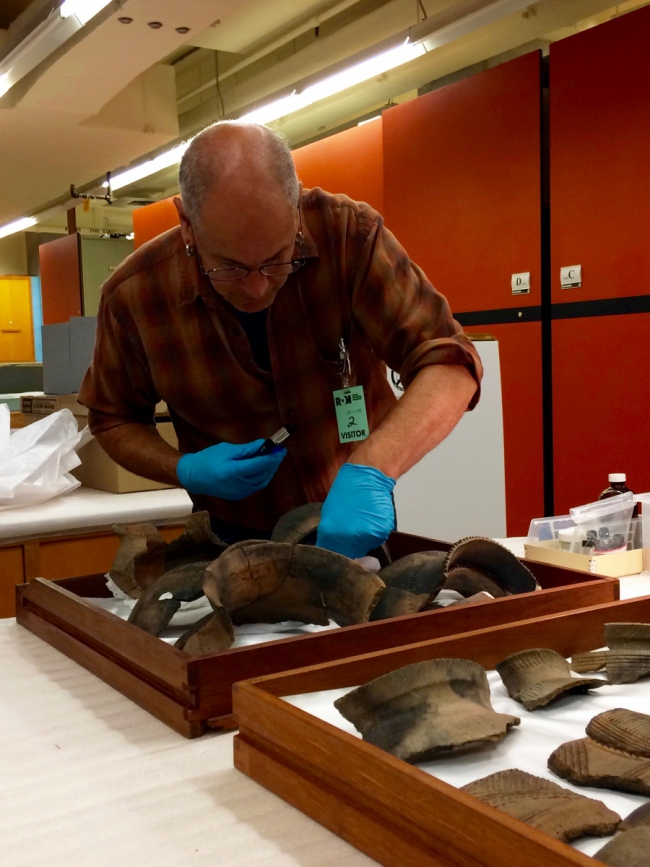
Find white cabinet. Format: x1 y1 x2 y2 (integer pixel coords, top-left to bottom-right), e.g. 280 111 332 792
389 341 506 541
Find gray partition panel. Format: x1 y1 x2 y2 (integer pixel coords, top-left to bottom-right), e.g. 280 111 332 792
42 323 71 394
0 363 43 393
69 316 97 392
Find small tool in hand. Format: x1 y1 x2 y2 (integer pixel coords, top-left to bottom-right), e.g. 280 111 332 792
256 425 294 456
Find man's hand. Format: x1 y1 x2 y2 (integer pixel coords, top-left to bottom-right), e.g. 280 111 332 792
176 440 286 500
316 463 396 558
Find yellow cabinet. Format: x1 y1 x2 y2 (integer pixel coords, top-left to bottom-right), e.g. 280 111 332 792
0 276 34 362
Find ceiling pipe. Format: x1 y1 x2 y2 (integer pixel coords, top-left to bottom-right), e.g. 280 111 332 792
176 0 363 108
206 0 536 128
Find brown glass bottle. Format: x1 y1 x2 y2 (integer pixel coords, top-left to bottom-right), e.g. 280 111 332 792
599 473 638 517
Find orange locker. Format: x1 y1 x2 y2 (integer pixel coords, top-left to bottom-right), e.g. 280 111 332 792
39 233 83 325
382 51 542 314
550 5 650 514
550 5 650 304
552 313 650 515
133 197 179 249
383 51 545 534
292 119 383 212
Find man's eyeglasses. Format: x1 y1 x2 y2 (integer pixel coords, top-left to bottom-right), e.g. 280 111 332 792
199 258 305 283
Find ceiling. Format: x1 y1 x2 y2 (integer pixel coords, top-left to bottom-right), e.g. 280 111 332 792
0 0 36 31
0 0 648 234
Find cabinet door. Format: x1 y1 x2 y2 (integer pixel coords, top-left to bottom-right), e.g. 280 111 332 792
39 233 83 324
550 5 650 304
464 323 544 536
553 314 650 515
383 50 542 314
0 276 35 362
292 119 383 213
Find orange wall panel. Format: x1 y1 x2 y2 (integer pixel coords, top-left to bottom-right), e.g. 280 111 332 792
383 51 542 313
133 197 180 249
39 233 82 324
292 119 383 212
465 323 544 536
550 5 650 303
553 313 650 515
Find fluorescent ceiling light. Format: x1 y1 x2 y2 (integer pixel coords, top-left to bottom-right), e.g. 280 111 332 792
358 115 381 126
103 40 424 191
241 40 426 125
59 0 112 27
0 216 37 240
0 0 110 100
105 141 191 191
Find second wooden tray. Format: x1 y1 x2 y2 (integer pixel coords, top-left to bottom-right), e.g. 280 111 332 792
233 595 650 867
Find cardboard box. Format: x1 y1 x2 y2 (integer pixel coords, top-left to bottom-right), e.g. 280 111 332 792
71 421 179 494
19 397 175 494
20 394 168 418
524 538 644 577
21 394 87 416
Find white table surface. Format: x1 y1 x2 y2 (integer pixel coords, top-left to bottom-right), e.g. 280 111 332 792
0 620 374 867
2 542 649 866
0 486 193 543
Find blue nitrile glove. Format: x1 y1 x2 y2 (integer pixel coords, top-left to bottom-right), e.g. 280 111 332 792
176 439 286 500
316 463 396 558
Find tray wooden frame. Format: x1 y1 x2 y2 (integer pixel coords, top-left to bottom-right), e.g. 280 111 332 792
233 595 650 867
16 531 619 738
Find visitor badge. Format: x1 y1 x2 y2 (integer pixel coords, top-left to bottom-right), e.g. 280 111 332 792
333 385 369 443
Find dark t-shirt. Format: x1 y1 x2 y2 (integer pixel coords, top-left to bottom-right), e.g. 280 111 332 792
230 306 271 372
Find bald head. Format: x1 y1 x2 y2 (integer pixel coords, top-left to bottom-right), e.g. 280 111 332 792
178 121 300 226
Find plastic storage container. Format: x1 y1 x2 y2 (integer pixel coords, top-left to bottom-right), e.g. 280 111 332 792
526 492 643 577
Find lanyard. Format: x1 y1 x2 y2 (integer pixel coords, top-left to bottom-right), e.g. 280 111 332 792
333 337 369 443
338 337 351 389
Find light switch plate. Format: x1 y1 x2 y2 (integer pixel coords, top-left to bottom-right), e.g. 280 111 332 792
511 272 531 295
561 265 582 288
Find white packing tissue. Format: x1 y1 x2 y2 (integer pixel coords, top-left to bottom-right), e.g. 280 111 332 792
0 405 94 511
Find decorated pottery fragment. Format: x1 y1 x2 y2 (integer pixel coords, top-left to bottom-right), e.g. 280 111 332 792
270 502 322 545
587 709 650 758
369 551 447 620
443 567 507 599
291 544 385 626
605 623 650 684
548 737 650 796
334 658 520 763
109 522 167 597
128 561 211 635
443 537 539 595
496 648 605 711
570 650 609 674
462 768 620 843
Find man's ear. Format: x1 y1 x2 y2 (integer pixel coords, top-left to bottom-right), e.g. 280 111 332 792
173 196 194 246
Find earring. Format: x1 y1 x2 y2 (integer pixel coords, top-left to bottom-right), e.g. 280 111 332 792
296 231 305 247
185 243 194 257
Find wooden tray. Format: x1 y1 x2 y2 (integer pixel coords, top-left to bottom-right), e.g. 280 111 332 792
233 595 650 867
16 531 619 738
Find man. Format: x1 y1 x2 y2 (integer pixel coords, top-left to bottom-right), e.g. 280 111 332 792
79 121 481 557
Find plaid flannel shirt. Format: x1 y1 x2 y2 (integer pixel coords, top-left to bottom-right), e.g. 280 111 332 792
78 188 482 530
